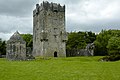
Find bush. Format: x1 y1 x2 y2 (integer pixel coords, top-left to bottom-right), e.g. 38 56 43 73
101 55 120 61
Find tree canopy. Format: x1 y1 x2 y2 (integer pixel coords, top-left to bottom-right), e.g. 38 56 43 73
0 38 6 55
66 31 96 50
21 34 33 49
94 29 120 56
107 36 120 55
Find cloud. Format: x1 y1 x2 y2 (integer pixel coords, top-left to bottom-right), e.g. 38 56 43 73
0 0 120 40
0 0 37 17
0 0 36 40
67 0 120 22
0 15 32 34
0 32 12 40
66 0 120 32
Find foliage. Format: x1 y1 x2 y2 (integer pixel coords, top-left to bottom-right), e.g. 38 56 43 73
102 55 120 61
94 29 120 56
107 37 120 55
0 57 120 80
66 31 96 50
0 38 6 55
21 34 33 49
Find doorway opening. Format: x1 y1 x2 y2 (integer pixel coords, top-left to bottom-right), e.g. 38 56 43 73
54 51 57 57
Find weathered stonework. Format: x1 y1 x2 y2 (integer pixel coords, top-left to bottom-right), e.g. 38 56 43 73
33 1 67 57
6 31 26 60
66 43 94 57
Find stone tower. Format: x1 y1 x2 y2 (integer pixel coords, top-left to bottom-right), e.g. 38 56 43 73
33 1 67 57
6 31 26 60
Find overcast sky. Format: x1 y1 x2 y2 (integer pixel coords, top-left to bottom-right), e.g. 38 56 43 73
0 0 120 40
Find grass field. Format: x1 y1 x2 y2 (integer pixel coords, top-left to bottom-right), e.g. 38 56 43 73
0 56 120 80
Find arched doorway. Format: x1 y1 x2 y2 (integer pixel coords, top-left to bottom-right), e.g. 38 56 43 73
54 51 57 57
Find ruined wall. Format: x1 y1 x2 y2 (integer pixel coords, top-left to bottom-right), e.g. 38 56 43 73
33 1 67 57
6 31 26 60
66 43 94 57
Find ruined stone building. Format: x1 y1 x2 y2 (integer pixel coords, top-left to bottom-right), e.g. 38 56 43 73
33 1 67 57
6 31 26 60
66 43 94 57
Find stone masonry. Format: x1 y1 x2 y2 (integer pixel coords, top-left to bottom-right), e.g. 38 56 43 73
6 31 26 60
33 1 67 57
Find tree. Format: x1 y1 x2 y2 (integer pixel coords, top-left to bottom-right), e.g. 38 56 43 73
21 34 33 49
94 29 120 56
94 30 111 55
0 38 6 55
66 31 96 50
107 37 120 55
67 32 86 49
85 31 96 43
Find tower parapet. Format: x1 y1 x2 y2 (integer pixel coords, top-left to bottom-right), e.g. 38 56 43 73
33 1 65 16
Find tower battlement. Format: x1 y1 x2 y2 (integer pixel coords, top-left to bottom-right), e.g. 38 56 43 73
33 1 65 16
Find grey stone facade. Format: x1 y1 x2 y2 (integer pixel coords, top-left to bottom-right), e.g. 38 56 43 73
33 1 67 57
6 31 26 60
66 43 95 57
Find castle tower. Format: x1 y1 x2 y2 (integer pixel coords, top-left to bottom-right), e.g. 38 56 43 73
33 1 67 57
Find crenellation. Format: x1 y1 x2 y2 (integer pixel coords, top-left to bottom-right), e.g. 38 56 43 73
36 4 39 9
33 1 65 16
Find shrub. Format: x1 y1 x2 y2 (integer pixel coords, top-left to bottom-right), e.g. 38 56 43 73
101 55 120 61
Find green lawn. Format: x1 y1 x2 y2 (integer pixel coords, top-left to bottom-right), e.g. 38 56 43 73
0 56 120 80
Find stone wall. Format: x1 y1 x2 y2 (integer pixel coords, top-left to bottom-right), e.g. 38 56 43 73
6 31 26 60
66 49 94 57
33 1 67 57
66 43 94 57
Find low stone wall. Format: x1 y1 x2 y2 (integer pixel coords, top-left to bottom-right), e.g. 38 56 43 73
66 49 93 57
0 55 6 58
